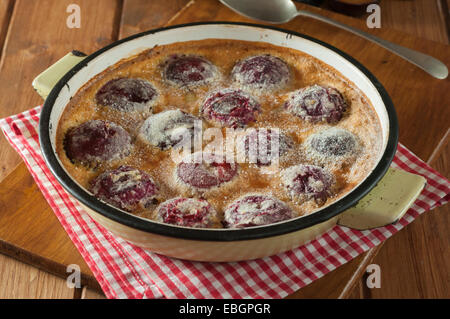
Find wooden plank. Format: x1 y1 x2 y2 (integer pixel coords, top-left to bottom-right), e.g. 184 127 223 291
348 282 363 299
120 0 190 38
0 0 76 300
380 0 449 44
443 0 450 40
0 162 101 291
0 0 123 182
368 131 450 298
0 0 17 179
81 286 106 299
326 0 450 45
286 253 368 298
0 253 75 299
349 0 449 298
0 0 14 55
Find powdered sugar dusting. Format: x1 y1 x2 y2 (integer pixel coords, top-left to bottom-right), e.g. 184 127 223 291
281 164 335 205
224 194 295 228
95 78 158 113
175 151 239 191
139 109 198 150
155 197 220 228
232 54 290 90
64 120 132 167
285 85 347 123
163 54 219 88
238 128 294 166
89 165 158 212
304 127 361 166
201 88 261 128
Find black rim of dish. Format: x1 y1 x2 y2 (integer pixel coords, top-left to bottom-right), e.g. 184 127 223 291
39 22 399 242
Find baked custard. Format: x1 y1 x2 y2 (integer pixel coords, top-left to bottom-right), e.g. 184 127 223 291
56 39 382 229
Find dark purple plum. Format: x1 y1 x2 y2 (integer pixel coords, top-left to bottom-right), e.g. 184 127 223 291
89 166 158 212
307 127 358 157
201 89 260 128
281 164 334 204
164 55 217 86
224 195 294 228
95 78 157 112
231 54 290 90
285 85 347 123
64 120 131 167
176 152 238 190
240 128 293 165
155 197 220 228
139 109 199 150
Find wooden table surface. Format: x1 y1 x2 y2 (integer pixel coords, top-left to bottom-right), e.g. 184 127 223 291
0 0 448 299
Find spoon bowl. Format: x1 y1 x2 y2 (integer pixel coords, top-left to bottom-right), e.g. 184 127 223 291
220 0 298 24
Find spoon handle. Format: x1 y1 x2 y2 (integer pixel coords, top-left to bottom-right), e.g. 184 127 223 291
297 10 448 79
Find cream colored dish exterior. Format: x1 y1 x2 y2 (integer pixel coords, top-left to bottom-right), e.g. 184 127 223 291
34 25 426 262
81 202 338 262
75 167 424 262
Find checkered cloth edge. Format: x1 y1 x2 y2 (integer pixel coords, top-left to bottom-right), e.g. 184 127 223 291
1 106 448 299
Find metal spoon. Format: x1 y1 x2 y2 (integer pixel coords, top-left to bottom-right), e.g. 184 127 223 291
220 0 448 79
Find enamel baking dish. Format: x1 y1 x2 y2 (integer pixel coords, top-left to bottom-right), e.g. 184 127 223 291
34 22 426 262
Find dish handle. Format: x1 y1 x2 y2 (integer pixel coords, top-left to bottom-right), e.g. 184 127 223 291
32 51 87 100
337 167 426 230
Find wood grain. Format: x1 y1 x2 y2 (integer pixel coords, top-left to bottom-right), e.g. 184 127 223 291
380 0 449 44
0 0 17 179
0 0 13 56
0 162 101 291
0 0 122 294
0 253 75 299
81 287 106 299
0 0 76 300
350 0 449 299
286 252 370 298
119 0 190 38
368 131 449 298
0 0 123 182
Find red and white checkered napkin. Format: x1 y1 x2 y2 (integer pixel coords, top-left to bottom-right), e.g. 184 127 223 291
1 106 449 299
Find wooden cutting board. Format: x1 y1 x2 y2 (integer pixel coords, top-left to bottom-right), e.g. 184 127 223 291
0 0 448 297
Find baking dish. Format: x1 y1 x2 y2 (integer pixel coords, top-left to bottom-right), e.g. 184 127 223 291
34 22 425 262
